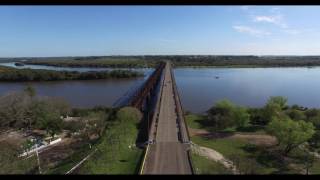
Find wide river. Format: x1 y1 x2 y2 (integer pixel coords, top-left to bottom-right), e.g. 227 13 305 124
1 62 320 113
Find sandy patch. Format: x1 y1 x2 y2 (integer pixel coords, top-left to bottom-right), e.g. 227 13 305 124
191 143 238 174
189 128 209 136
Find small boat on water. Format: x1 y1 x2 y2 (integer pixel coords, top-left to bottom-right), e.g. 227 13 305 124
14 62 25 66
215 76 219 79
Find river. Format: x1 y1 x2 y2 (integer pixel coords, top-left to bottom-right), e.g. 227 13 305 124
1 62 320 113
175 67 320 113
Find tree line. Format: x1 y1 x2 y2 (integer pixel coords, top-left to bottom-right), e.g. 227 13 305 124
0 85 71 136
0 66 143 82
24 59 158 68
21 55 320 68
205 96 319 156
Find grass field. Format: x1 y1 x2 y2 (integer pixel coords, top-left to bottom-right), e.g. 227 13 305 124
190 152 232 174
0 140 39 174
45 107 143 174
185 113 317 174
75 107 143 174
0 155 38 174
44 142 93 174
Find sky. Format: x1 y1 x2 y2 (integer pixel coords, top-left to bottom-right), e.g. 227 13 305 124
1 6 320 57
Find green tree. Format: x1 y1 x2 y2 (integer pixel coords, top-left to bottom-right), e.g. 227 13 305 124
286 109 306 121
261 97 287 125
23 85 37 129
116 107 142 124
86 111 107 139
267 117 315 155
305 108 320 119
207 100 235 130
33 101 62 138
233 106 250 128
208 100 250 130
268 96 288 109
47 97 71 117
309 131 320 149
0 92 30 129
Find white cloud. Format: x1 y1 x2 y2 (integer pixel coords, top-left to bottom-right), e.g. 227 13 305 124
254 16 276 23
253 15 287 28
233 25 271 37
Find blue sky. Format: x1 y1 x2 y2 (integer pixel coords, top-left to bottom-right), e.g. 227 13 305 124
1 6 320 57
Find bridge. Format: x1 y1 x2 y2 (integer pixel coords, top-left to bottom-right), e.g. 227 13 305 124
140 61 193 174
115 61 193 174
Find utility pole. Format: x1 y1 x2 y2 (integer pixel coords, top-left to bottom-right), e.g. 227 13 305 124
35 143 42 174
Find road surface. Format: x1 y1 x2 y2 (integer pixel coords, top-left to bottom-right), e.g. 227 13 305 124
142 62 192 174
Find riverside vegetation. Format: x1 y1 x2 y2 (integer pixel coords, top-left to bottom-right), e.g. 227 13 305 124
0 85 143 174
0 66 143 82
18 55 320 68
187 96 320 174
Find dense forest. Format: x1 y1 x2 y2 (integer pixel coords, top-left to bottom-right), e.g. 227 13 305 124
0 66 143 82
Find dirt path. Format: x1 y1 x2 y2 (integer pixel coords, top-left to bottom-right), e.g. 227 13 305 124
189 127 277 147
229 134 277 147
191 143 238 174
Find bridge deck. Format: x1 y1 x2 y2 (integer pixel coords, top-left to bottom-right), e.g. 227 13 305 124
142 62 192 174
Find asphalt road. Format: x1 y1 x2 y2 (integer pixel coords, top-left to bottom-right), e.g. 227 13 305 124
142 62 192 174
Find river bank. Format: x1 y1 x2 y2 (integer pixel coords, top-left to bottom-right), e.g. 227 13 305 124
0 66 143 82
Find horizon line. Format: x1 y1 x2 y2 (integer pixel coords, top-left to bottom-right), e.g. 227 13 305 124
2 54 320 58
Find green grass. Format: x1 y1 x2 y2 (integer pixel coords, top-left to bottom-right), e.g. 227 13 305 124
0 141 39 174
44 143 92 174
185 114 205 129
191 136 246 158
190 152 233 174
310 160 320 174
45 107 144 174
191 136 282 174
185 114 265 134
190 126 320 174
75 107 143 174
0 155 38 174
186 113 296 174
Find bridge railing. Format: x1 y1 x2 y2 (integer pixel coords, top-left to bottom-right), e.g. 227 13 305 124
170 63 190 143
169 62 195 174
139 144 150 174
148 69 165 142
112 80 145 108
129 62 165 110
113 62 165 109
